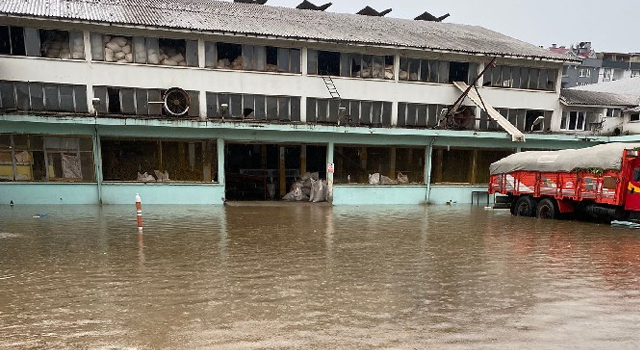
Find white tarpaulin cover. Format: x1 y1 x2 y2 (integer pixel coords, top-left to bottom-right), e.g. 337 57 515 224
489 143 640 175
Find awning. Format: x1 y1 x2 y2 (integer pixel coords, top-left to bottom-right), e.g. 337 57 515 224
453 81 525 142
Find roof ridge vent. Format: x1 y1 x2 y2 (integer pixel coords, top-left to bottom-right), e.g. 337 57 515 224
296 1 332 11
233 0 268 4
414 11 450 22
356 6 392 17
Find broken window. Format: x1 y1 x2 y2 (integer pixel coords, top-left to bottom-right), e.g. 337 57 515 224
485 65 557 91
340 53 393 79
333 145 424 185
101 138 218 183
94 86 197 117
318 50 340 76
307 98 392 126
91 34 196 66
0 134 93 182
0 26 26 56
206 92 301 121
40 30 85 59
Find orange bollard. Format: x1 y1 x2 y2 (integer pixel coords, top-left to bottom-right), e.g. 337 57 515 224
135 193 143 232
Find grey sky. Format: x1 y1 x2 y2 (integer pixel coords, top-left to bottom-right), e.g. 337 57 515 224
261 0 638 53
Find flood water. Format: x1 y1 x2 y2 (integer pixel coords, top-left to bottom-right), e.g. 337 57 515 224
1 204 639 350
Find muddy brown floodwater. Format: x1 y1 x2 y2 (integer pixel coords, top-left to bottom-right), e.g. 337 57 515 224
1 204 640 350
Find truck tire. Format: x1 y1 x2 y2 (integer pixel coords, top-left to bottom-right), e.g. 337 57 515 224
536 198 560 219
514 196 536 217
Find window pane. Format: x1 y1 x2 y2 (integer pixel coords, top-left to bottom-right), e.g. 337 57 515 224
267 96 278 120
382 102 392 126
406 104 417 126
255 95 266 119
16 82 30 110
317 99 328 122
255 46 266 71
290 49 301 74
277 48 290 72
44 85 60 111
120 88 135 114
306 98 317 122
186 40 198 67
242 94 255 118
59 85 75 112
340 52 351 77
133 36 146 63
136 88 149 115
291 97 300 121
188 91 199 117
361 101 372 124
204 41 216 68
438 61 449 83
93 86 108 114
242 45 254 70
90 33 104 61
74 85 87 112
307 49 318 75
372 101 382 125
23 28 40 57
278 97 290 120
69 31 85 59
0 81 16 109
148 90 162 115
29 83 45 111
397 102 407 127
230 93 242 118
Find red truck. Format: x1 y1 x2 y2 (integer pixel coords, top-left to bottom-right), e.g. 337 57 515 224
488 143 640 221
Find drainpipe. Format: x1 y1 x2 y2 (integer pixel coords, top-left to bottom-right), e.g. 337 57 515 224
424 138 435 204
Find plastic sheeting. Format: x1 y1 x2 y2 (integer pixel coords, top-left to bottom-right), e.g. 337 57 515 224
490 143 640 175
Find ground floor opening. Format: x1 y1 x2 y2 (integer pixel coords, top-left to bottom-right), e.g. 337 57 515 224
224 143 327 201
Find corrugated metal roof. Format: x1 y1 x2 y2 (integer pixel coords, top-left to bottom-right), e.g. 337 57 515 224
561 89 637 107
573 78 640 97
0 0 569 61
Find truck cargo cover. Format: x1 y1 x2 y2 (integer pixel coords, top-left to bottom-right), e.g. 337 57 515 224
489 143 640 175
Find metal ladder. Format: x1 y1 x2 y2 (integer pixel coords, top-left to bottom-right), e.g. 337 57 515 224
322 76 341 100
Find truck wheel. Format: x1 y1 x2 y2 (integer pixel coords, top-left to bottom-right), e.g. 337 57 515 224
514 196 536 217
536 198 559 219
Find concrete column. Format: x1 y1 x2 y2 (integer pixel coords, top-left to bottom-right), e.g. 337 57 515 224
389 147 396 178
300 145 307 175
217 138 225 189
326 141 335 203
424 140 434 203
301 47 308 76
84 30 95 116
198 39 205 69
199 90 207 121
92 129 103 205
279 146 286 197
475 62 485 130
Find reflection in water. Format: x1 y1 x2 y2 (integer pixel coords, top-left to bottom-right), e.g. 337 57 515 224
1 205 639 349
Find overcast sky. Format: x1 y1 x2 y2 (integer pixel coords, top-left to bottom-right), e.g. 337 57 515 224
261 0 638 53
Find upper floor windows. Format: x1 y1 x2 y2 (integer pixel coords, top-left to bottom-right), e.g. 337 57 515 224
399 58 478 85
307 50 394 80
484 65 557 91
91 34 198 66
205 42 301 73
0 26 85 59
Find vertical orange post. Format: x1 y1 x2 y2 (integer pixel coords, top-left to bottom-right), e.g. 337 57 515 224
135 193 143 233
